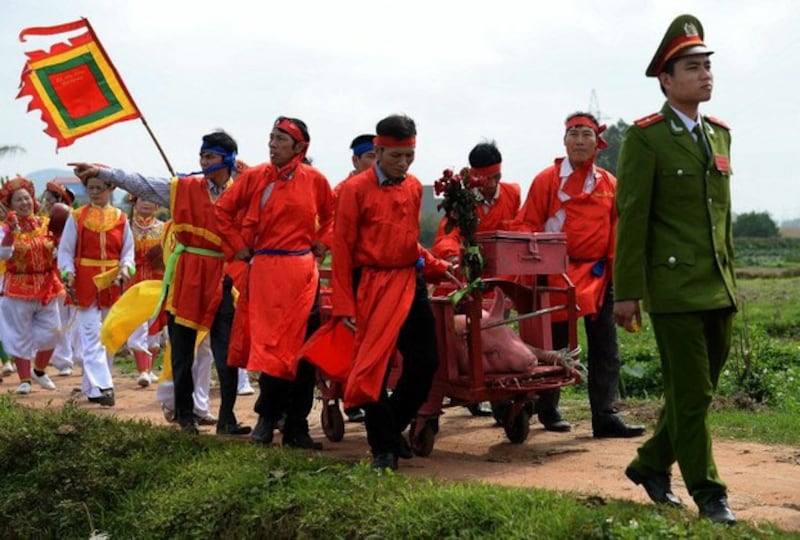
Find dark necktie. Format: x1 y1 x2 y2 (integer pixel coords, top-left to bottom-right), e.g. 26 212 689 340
693 124 708 160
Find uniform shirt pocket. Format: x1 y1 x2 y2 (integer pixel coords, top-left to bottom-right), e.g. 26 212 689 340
659 166 701 203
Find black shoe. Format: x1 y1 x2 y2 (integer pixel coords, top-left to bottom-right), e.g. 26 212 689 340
466 402 494 417
283 432 323 450
345 407 366 423
217 422 253 436
88 388 115 407
698 496 737 525
371 452 398 471
625 466 685 508
397 435 413 459
539 410 572 432
251 416 275 444
180 421 200 435
593 416 646 438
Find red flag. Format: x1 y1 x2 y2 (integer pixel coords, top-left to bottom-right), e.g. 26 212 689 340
17 18 141 150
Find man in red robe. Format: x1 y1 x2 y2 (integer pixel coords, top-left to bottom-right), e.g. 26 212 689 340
514 112 645 438
69 131 249 436
431 141 520 263
216 116 334 450
333 114 449 470
431 141 520 417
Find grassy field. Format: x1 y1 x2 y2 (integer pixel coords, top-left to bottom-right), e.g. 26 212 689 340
0 400 793 540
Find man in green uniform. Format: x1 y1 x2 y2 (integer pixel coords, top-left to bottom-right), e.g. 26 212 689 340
613 14 737 525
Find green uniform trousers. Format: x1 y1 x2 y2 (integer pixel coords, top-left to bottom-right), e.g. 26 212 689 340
629 307 734 505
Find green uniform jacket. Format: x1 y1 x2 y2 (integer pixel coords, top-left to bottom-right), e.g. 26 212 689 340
614 102 736 314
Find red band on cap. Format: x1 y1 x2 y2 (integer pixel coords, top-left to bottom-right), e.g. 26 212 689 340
374 136 416 148
470 163 501 177
275 118 306 143
565 116 609 150
656 34 706 74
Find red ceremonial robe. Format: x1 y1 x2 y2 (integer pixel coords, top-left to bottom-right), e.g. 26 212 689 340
215 162 334 379
167 177 227 331
303 167 447 407
515 158 616 320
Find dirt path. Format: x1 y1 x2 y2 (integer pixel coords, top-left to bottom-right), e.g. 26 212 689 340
6 370 799 532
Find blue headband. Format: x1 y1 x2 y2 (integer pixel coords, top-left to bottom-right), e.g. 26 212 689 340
352 141 375 157
179 142 237 177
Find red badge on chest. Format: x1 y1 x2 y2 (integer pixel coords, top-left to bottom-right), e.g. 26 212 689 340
714 155 731 172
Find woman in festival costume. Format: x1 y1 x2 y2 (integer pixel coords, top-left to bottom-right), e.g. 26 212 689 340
125 196 166 386
41 181 75 215
0 201 10 380
215 116 334 449
40 181 78 377
57 174 135 406
0 177 64 394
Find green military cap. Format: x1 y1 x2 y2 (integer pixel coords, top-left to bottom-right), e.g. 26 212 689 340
646 14 714 77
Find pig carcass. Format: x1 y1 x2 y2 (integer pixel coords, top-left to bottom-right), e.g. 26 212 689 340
454 287 539 374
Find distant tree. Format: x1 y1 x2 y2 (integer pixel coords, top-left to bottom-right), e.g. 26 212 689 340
0 145 25 158
733 211 780 238
781 218 800 228
594 119 629 175
419 212 440 248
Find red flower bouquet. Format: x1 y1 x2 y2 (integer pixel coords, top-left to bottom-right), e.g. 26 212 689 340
434 167 485 305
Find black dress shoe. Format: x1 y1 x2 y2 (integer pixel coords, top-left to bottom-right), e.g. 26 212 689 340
345 407 366 423
251 416 274 444
371 452 398 471
593 416 646 438
397 436 413 459
88 388 115 407
216 423 253 436
625 466 684 508
539 410 572 432
466 402 494 417
180 421 200 435
699 496 737 525
283 432 323 450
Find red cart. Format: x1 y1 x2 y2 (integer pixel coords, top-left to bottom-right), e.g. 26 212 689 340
408 231 583 455
315 231 582 448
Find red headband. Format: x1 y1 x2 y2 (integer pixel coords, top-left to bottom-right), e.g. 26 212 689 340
470 163 501 178
565 116 608 150
374 136 416 148
274 118 306 143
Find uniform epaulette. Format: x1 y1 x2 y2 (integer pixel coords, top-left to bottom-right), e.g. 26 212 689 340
704 115 730 130
633 112 664 128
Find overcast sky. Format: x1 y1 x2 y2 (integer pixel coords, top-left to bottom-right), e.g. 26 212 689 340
2 0 798 220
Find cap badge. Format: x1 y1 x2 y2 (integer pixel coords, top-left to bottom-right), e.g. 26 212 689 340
683 22 699 37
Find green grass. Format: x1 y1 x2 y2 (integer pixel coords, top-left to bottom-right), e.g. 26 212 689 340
0 398 791 539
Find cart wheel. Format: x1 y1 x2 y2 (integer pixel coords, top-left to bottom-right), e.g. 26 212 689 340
490 400 511 426
504 408 531 444
321 403 345 442
410 418 436 457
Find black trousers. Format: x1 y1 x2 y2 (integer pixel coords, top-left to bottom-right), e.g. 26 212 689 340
167 276 239 426
253 284 321 439
362 272 439 456
536 284 620 421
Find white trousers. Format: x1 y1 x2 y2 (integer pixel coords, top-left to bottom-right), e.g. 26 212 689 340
127 321 162 353
50 296 77 370
75 305 113 398
0 296 61 359
155 335 212 416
